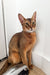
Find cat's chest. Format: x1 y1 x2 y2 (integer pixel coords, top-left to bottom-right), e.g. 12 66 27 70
20 32 36 51
26 36 36 49
28 36 36 45
25 32 36 45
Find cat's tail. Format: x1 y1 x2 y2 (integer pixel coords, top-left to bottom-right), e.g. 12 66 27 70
0 59 10 75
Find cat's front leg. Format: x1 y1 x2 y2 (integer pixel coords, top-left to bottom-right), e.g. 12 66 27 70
20 50 29 69
27 50 33 69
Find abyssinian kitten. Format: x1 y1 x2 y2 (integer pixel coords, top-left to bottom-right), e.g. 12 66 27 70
0 11 36 74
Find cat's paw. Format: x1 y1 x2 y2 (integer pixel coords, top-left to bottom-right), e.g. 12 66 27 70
29 64 34 69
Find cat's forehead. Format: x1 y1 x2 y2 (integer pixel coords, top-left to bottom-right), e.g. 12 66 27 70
25 18 31 23
27 18 31 23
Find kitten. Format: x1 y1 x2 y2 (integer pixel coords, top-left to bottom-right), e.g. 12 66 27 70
0 11 36 74
8 11 36 69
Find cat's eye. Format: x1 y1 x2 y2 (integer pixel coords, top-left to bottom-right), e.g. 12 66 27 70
32 22 35 24
25 23 29 28
32 22 36 27
26 23 29 26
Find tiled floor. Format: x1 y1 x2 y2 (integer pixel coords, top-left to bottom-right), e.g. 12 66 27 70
0 60 46 75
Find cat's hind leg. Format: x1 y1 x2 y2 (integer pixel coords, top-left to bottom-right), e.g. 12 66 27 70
8 52 22 65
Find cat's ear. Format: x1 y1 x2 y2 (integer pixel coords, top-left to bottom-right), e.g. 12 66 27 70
32 11 36 21
18 14 25 24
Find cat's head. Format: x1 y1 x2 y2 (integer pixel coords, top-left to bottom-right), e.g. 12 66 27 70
18 11 36 33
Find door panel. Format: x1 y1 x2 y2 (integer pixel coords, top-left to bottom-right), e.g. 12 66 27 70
0 0 6 59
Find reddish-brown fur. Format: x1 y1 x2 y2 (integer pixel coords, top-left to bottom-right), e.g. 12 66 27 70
0 11 36 74
8 11 36 69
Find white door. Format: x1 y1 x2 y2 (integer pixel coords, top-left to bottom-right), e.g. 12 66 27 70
0 0 6 59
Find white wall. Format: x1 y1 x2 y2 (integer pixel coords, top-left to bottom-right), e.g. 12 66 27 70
3 0 50 75
0 0 6 59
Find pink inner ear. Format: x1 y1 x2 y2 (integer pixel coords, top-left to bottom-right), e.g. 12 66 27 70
18 14 24 24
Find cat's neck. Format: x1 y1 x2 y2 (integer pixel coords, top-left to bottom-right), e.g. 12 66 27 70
23 31 36 39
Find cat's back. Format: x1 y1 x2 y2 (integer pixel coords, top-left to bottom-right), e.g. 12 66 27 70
9 32 23 53
9 32 23 46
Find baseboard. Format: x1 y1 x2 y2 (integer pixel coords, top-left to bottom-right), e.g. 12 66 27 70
32 52 50 75
0 56 8 62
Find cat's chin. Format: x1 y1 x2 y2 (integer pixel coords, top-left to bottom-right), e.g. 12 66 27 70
25 30 36 33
